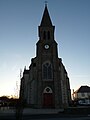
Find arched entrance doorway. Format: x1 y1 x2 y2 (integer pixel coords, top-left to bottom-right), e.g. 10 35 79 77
43 87 54 108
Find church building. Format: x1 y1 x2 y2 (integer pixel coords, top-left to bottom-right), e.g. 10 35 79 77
20 5 71 108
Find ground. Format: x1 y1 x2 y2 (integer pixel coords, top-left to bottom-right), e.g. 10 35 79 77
0 107 90 120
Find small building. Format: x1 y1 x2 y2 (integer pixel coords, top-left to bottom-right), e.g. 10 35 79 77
73 86 90 105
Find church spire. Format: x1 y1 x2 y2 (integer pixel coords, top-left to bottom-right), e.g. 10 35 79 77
40 4 53 26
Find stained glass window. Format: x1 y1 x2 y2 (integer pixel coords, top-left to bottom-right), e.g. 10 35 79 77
43 62 52 79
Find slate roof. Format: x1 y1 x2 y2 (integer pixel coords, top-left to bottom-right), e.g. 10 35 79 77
75 86 90 93
40 5 53 26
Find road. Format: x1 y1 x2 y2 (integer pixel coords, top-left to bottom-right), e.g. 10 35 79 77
0 107 90 120
0 114 90 120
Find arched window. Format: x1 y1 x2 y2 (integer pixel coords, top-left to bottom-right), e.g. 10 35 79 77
43 31 46 40
48 64 52 79
48 31 50 40
42 62 53 79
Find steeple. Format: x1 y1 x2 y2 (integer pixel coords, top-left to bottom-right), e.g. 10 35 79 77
40 5 53 26
38 4 55 41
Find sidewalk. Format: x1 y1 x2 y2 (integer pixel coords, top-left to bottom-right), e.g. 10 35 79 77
0 107 15 116
0 107 64 116
23 108 64 115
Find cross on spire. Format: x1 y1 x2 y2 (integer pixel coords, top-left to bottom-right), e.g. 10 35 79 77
45 1 48 7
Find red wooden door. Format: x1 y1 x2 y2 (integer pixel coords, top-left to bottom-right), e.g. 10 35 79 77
43 93 53 107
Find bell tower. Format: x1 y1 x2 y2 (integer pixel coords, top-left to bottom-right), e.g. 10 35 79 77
36 5 62 108
37 5 58 58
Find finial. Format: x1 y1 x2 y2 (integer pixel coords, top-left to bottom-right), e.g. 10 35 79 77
24 66 26 70
45 1 48 7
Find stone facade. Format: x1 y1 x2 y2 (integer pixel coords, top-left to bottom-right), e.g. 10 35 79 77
20 5 71 108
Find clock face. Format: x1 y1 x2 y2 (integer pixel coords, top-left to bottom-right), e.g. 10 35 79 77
44 44 49 49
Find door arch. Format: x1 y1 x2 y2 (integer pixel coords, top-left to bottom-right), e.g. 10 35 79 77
43 87 54 108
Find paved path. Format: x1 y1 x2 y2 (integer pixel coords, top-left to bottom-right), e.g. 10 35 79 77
0 114 90 120
0 108 90 120
0 107 63 115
